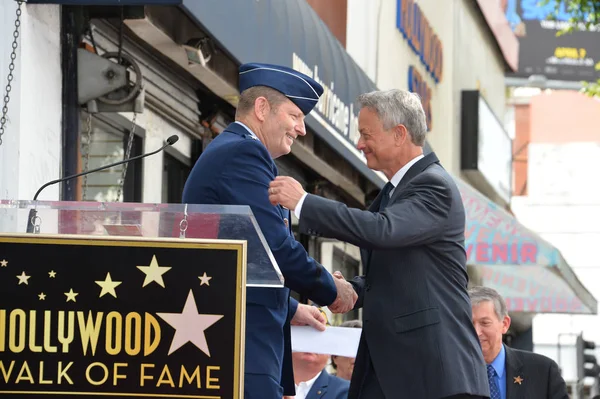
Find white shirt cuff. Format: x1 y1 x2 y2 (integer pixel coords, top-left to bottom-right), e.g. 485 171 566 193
295 193 308 219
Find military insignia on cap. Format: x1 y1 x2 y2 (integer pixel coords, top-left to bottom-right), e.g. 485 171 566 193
239 62 324 115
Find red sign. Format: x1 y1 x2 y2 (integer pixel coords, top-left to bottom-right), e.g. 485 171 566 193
466 242 538 264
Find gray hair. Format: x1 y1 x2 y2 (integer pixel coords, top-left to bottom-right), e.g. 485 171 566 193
357 89 428 146
468 286 508 321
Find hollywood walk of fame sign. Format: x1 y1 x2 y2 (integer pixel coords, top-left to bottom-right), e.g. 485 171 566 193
0 233 246 399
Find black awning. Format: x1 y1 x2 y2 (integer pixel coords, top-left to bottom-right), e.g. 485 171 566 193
181 0 387 187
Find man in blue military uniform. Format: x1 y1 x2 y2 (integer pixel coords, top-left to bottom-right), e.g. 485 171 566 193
182 63 357 399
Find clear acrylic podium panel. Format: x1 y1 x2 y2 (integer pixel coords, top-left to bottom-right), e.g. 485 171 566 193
0 200 283 287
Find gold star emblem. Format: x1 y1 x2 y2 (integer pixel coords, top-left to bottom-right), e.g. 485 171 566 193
64 289 78 302
38 292 46 301
48 270 57 278
198 272 212 286
95 272 122 298
137 255 171 288
17 271 31 285
0 259 7 267
514 376 523 385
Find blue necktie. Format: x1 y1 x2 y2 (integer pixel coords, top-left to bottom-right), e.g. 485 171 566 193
487 364 501 399
378 182 394 211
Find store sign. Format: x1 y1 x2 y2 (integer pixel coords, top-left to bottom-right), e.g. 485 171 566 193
479 265 585 313
396 0 444 83
458 177 558 267
397 0 442 131
505 0 600 81
0 235 245 398
461 91 512 204
466 242 538 264
408 66 433 130
293 54 360 148
455 178 595 315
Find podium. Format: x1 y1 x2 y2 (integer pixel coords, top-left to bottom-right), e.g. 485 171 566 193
0 200 283 399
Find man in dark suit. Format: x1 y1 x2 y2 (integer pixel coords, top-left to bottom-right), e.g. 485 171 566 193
469 286 568 399
182 63 357 399
268 89 489 399
289 351 350 399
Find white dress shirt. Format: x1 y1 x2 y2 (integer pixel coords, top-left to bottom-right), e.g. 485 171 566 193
294 371 322 399
295 154 424 218
387 154 424 197
234 121 259 140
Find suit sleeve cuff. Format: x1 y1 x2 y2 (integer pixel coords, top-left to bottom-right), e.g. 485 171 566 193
289 297 299 318
294 192 308 219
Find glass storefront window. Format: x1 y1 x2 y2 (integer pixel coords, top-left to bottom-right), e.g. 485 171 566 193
78 114 142 203
162 152 191 204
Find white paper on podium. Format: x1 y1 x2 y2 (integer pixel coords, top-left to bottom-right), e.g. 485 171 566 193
291 326 362 357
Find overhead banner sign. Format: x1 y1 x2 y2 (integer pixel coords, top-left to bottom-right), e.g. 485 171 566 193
504 0 600 81
478 265 586 314
457 180 595 314
0 234 245 399
459 179 557 267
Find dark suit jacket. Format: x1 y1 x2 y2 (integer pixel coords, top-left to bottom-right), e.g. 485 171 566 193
306 370 350 399
504 346 568 399
299 153 489 399
182 122 337 395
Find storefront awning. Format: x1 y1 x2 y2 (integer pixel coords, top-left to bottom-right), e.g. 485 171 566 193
181 0 385 187
178 0 596 316
458 179 597 315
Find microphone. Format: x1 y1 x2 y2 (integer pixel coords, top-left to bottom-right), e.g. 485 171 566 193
26 134 179 233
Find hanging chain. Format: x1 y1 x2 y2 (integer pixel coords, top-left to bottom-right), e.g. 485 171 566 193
179 204 189 239
81 113 94 200
0 1 23 147
115 113 137 202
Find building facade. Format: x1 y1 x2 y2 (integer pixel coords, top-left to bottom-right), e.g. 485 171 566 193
0 0 596 334
0 2 61 204
511 89 600 386
0 0 381 324
341 0 595 344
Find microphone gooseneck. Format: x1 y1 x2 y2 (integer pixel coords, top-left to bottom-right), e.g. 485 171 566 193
26 135 179 233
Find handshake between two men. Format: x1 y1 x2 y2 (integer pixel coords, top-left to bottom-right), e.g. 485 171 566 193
268 176 358 316
329 271 358 314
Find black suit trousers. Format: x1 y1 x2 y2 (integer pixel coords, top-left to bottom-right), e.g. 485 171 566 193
357 358 386 399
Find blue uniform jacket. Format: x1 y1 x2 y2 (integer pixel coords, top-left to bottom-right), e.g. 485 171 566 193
306 370 350 399
182 122 337 392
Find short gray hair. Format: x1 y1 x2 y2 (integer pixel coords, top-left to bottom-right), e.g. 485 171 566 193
468 286 508 321
357 89 427 146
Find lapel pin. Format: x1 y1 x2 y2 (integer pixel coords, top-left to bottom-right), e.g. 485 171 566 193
283 218 289 228
513 376 523 385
